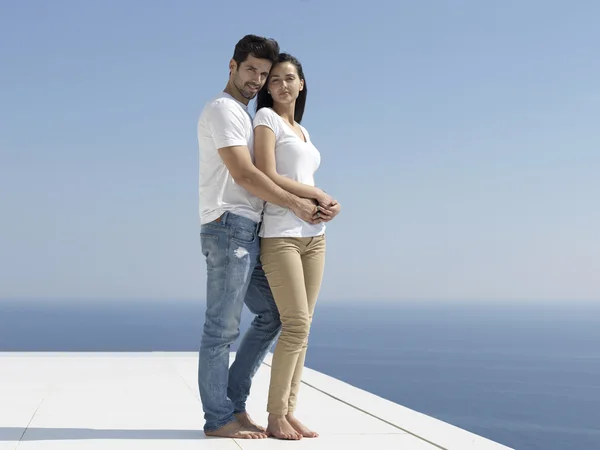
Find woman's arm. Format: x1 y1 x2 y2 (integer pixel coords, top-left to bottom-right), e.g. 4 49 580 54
254 125 331 205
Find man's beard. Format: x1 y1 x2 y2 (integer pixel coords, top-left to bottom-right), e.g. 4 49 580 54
233 76 260 100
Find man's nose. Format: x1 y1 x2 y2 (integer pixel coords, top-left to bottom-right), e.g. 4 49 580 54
248 73 259 84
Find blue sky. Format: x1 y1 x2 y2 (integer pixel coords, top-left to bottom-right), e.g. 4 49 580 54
1 0 598 302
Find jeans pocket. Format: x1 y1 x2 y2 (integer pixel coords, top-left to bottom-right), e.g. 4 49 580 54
200 233 219 256
232 227 256 244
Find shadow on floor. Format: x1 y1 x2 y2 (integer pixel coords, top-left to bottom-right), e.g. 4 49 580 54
0 427 207 441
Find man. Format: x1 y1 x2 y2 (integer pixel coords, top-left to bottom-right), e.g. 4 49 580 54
196 35 319 439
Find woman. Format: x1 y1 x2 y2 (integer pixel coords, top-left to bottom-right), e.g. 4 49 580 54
253 53 341 440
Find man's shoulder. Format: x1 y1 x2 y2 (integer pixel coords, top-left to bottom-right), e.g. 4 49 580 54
202 93 246 118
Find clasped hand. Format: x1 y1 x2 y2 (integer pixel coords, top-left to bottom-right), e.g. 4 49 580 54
312 189 340 224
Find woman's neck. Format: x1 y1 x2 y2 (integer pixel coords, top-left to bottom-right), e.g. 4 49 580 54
272 102 295 125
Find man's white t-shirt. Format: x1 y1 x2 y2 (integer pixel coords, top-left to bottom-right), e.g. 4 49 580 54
197 92 264 224
253 107 326 238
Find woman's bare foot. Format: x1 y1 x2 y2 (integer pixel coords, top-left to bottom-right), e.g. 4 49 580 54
286 413 319 438
235 412 266 432
266 414 302 440
205 419 267 439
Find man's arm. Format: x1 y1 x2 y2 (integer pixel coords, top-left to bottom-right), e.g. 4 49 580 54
206 100 319 223
253 125 334 207
218 145 318 223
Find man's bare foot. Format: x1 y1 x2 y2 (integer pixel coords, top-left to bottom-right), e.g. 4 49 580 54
266 414 302 440
286 413 319 438
205 419 267 439
235 412 266 432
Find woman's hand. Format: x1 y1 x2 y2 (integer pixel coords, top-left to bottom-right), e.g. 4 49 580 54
314 200 341 223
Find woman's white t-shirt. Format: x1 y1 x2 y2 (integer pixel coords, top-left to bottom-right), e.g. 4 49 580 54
253 107 326 238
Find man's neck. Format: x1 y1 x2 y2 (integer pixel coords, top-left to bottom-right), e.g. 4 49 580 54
223 82 249 106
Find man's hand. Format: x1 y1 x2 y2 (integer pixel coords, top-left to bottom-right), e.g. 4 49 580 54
315 188 334 209
290 197 319 224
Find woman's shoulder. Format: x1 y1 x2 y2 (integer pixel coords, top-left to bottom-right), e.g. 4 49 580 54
254 108 284 138
298 123 311 141
254 107 278 122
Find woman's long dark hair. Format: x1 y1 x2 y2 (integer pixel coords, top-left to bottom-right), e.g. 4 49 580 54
255 53 307 123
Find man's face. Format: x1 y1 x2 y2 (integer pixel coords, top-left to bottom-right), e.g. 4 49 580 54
231 55 272 100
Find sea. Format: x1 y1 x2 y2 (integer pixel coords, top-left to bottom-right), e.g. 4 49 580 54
1 299 599 450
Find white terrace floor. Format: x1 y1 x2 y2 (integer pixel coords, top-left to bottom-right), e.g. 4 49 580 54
0 352 513 450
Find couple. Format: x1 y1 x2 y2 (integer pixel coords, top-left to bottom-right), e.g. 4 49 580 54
196 34 341 440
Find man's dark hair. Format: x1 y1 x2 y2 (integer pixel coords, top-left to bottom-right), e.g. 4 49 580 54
233 34 279 66
256 53 308 123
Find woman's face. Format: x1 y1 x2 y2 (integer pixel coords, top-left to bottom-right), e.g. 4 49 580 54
268 62 304 106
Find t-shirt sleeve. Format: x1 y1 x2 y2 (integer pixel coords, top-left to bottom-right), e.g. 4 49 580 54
253 108 281 140
206 100 248 149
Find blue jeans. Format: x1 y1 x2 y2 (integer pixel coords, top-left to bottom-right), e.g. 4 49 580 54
198 212 281 432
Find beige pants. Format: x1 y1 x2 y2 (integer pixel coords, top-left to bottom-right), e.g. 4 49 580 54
260 235 326 415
